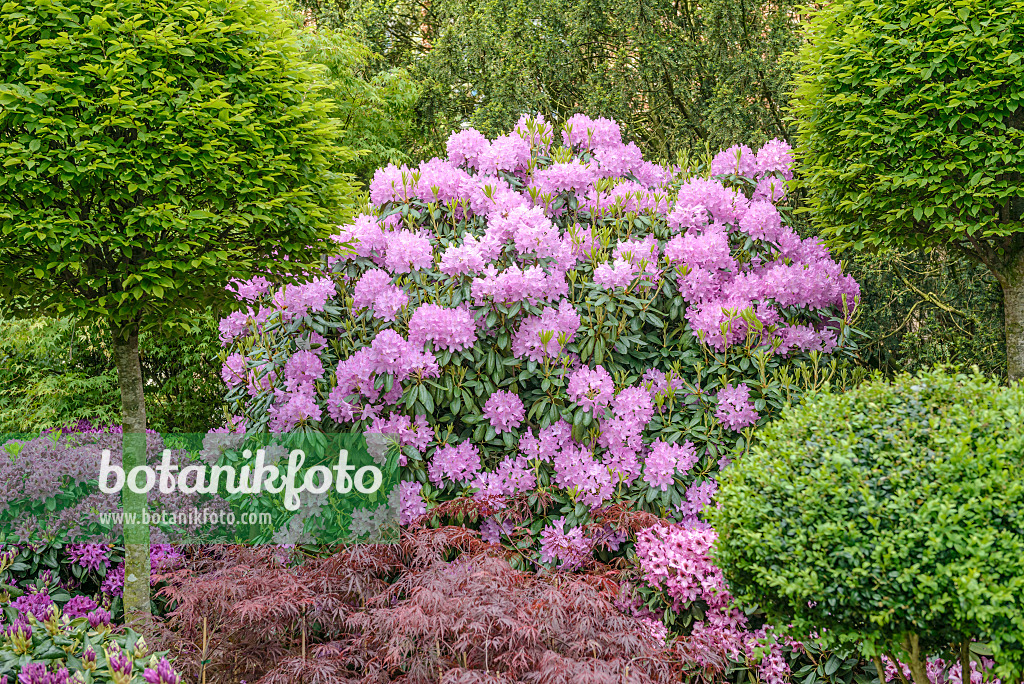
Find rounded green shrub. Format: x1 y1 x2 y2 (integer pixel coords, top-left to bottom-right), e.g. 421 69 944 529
712 369 1024 684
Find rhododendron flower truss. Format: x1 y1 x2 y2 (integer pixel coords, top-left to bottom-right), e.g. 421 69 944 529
633 522 809 684
221 113 862 569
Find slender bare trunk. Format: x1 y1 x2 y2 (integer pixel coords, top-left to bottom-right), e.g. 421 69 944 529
111 321 152 625
903 634 932 684
1004 254 1024 382
960 639 971 684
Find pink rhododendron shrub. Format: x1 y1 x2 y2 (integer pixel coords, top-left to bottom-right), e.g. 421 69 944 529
219 114 861 570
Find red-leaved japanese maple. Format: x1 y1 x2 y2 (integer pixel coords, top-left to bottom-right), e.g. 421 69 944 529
152 525 711 683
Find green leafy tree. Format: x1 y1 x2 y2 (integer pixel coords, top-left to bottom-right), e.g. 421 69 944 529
305 0 800 160
712 369 1024 684
296 26 421 182
0 0 356 620
791 0 1024 379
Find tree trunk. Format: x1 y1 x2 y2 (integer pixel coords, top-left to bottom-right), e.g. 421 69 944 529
1005 253 1024 382
903 634 932 684
111 321 152 625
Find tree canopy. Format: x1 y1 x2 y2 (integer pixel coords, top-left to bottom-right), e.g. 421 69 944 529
300 0 801 161
713 369 1024 684
791 0 1024 378
0 0 358 620
0 0 356 329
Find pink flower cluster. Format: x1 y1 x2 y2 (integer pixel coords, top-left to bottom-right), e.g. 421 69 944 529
482 390 525 434
643 440 698 491
369 413 433 461
566 365 614 412
637 522 794 684
328 330 439 422
659 170 858 351
65 542 110 572
267 350 324 432
399 481 427 525
353 269 408 321
408 304 477 352
510 300 581 361
428 441 481 486
715 383 760 431
539 516 594 570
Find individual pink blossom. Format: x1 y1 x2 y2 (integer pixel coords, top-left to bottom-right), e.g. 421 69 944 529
669 178 748 228
428 441 482 486
776 324 839 356
566 365 614 412
739 201 784 243
352 269 392 310
471 264 567 306
493 454 537 495
408 304 477 352
632 160 672 188
479 517 502 544
550 443 612 506
519 420 571 463
613 234 659 266
506 206 562 259
467 176 528 217
685 298 756 350
372 287 409 322
482 390 525 433
715 383 760 431
66 543 110 572
368 329 439 381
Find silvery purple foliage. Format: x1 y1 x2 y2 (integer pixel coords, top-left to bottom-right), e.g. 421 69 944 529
0 428 208 543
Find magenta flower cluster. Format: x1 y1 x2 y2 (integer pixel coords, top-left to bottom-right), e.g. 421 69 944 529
881 655 1000 684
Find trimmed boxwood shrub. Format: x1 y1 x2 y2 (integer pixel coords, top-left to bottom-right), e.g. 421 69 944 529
712 369 1024 684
